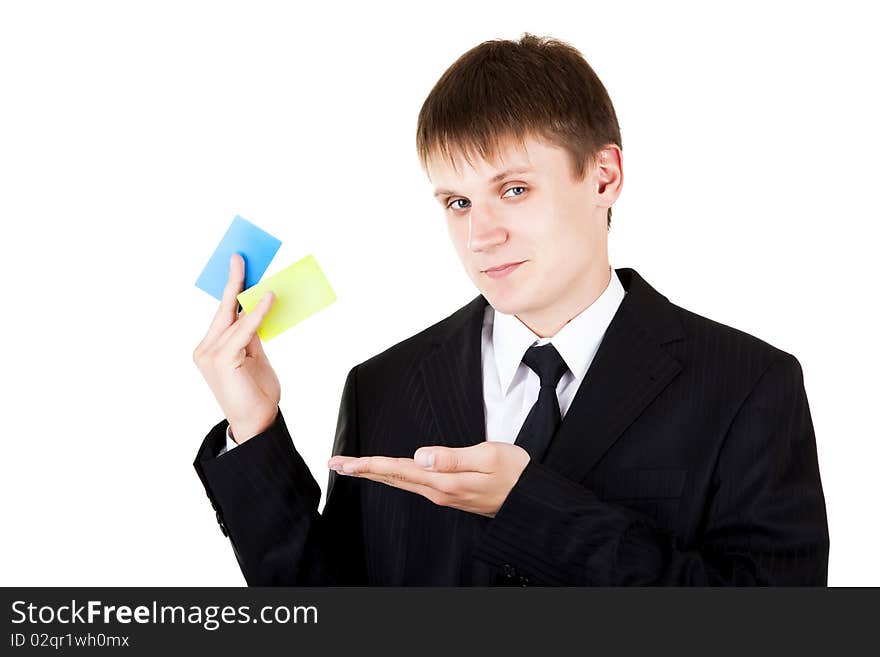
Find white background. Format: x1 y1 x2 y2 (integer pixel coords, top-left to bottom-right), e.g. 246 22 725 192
1 0 876 586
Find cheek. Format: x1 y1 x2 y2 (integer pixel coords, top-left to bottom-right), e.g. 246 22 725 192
446 220 471 258
518 205 564 254
528 210 584 274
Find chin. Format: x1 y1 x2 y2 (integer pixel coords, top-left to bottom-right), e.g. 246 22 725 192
471 266 543 314
480 286 534 316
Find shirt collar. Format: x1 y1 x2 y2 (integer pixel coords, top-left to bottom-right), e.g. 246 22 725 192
491 266 626 395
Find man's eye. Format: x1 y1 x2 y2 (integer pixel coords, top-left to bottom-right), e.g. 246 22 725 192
447 198 471 210
502 186 527 198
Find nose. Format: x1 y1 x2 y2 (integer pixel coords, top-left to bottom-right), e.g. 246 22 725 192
467 204 508 253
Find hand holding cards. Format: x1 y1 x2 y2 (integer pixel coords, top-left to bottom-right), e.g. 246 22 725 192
192 215 337 443
236 254 336 341
195 214 336 340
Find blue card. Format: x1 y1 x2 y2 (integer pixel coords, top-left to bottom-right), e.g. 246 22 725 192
195 215 282 300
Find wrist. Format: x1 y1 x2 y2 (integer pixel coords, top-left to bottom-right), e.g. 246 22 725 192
228 408 278 445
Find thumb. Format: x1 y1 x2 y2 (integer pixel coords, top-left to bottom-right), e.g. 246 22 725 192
218 291 274 352
414 447 437 469
414 444 484 472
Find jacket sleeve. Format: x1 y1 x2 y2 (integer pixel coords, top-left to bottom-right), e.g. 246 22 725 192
192 365 368 585
473 352 830 586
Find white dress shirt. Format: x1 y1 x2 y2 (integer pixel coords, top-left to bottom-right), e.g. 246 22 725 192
220 266 625 453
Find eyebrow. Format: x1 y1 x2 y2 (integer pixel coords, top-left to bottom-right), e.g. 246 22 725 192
433 167 534 198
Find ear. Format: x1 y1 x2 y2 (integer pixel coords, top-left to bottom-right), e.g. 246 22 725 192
595 145 623 206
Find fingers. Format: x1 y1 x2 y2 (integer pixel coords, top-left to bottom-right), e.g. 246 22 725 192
245 322 268 360
214 290 275 358
198 254 246 351
347 472 442 503
330 456 490 509
333 456 447 489
330 456 444 497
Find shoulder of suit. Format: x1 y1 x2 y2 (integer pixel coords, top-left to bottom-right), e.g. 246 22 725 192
667 299 799 371
354 295 483 376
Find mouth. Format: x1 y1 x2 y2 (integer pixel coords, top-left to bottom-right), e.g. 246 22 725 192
481 260 526 279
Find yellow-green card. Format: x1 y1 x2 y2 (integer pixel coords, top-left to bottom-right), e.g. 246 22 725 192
237 254 336 341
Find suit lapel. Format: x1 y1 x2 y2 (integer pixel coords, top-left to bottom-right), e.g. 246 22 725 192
420 294 489 448
543 268 685 482
419 268 686 481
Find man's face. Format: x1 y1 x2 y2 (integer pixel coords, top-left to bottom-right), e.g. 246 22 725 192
427 134 613 323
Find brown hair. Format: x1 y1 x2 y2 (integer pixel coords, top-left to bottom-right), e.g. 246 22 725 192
416 33 622 228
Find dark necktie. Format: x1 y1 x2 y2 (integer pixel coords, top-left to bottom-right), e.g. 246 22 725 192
514 343 569 462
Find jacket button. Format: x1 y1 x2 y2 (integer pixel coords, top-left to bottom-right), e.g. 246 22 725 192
216 510 228 537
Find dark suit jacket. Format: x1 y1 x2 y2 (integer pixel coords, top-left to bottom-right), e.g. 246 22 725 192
193 267 830 586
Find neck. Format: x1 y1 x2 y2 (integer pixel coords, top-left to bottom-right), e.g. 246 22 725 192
516 263 612 338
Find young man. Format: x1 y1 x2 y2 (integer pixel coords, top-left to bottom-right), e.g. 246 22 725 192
192 34 829 586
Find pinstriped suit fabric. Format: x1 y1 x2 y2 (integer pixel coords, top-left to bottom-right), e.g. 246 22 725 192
193 267 829 586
